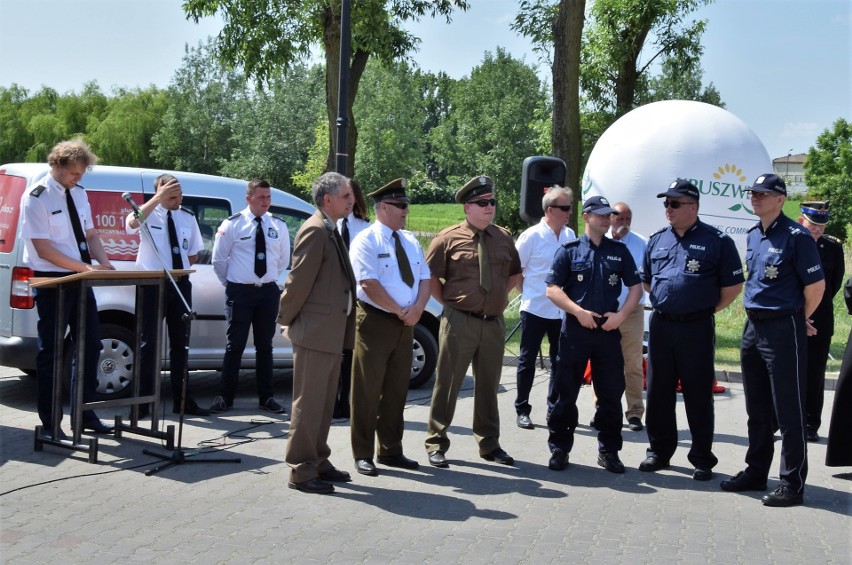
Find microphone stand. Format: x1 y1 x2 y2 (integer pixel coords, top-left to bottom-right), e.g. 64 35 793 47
124 199 240 475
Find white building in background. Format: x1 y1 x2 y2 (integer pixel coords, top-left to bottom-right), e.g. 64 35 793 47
772 153 808 196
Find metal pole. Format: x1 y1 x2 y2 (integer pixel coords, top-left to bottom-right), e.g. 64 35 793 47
335 0 351 175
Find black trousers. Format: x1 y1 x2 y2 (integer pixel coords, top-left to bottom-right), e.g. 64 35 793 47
741 312 808 493
645 313 718 470
515 311 561 417
139 277 192 403
804 333 832 431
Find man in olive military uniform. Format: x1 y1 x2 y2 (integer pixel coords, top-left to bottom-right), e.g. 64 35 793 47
424 176 522 468
797 200 845 442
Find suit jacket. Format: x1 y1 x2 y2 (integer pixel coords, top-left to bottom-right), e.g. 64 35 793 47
278 210 356 352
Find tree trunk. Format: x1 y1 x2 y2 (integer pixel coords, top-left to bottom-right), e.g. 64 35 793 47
551 0 585 234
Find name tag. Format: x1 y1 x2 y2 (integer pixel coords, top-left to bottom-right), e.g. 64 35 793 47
378 253 391 258
51 210 62 215
150 225 162 230
240 236 251 240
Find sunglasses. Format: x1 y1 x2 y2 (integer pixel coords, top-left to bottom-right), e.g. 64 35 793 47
549 205 572 212
469 199 497 208
383 201 409 210
663 200 694 209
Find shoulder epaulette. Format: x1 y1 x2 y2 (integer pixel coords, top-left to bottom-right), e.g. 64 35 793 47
30 185 46 197
650 226 667 237
227 212 241 220
494 225 513 237
823 234 842 245
747 223 760 233
179 206 195 216
562 238 581 248
74 183 86 191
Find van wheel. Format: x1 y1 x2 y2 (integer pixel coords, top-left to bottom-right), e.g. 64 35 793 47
410 323 438 389
95 323 136 400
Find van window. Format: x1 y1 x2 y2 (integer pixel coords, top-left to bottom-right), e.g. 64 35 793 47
180 197 232 265
269 206 311 243
0 173 27 253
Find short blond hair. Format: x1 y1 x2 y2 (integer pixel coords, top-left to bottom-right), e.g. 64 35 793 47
47 139 98 168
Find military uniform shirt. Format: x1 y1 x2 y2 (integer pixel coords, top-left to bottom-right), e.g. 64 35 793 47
546 234 640 315
349 222 430 311
212 207 290 285
743 213 824 311
21 174 95 272
642 219 744 314
426 220 521 317
125 204 204 270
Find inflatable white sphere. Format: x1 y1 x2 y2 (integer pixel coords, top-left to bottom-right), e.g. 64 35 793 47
581 100 772 255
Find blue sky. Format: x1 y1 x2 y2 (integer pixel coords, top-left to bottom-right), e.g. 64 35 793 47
1 0 849 161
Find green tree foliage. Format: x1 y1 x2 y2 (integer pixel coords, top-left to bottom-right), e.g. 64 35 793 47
183 0 469 178
221 64 325 193
430 48 549 232
0 85 37 163
803 119 852 242
353 59 427 192
151 41 244 175
88 87 168 167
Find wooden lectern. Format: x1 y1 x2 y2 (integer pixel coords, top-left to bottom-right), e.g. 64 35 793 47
30 269 192 463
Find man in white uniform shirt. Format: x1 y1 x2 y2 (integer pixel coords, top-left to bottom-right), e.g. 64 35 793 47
348 179 431 476
125 174 207 417
21 139 115 436
513 186 576 430
208 179 290 415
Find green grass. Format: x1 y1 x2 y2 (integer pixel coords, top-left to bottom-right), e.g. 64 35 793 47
411 202 851 373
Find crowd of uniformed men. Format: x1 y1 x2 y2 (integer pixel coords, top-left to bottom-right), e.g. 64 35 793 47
21 139 848 505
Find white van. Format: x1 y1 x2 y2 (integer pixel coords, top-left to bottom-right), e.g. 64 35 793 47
0 164 440 399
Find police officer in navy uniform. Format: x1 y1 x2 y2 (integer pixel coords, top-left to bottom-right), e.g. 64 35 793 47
796 200 845 442
721 174 825 507
209 179 291 415
545 195 642 473
638 179 744 481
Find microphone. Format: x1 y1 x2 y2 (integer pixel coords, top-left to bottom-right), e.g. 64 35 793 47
122 192 143 219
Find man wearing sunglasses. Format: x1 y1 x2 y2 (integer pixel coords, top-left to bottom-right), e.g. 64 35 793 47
348 179 430 476
721 174 825 507
424 176 522 468
514 186 576 430
639 179 743 483
545 195 642 473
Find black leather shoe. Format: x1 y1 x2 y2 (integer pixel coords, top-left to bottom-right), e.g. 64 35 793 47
355 459 378 476
720 470 767 492
693 468 713 481
377 454 419 470
627 416 644 432
762 484 804 507
806 428 819 443
548 449 568 471
82 419 114 435
288 478 334 494
428 450 449 468
481 448 514 465
639 455 670 472
175 399 211 417
517 413 534 429
597 452 625 473
318 468 352 482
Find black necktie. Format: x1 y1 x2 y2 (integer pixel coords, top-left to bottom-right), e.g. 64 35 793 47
166 210 183 269
341 217 351 250
255 216 267 278
65 188 91 264
393 231 414 287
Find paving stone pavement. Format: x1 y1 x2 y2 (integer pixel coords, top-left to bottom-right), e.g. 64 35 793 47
0 362 849 564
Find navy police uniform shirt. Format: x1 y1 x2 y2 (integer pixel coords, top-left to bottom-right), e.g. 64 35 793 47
546 234 640 315
642 219 744 315
743 213 824 311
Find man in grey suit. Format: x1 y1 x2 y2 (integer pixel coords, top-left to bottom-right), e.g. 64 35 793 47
278 172 357 494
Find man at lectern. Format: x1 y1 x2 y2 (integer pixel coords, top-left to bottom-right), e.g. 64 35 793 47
125 174 208 418
20 139 115 436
